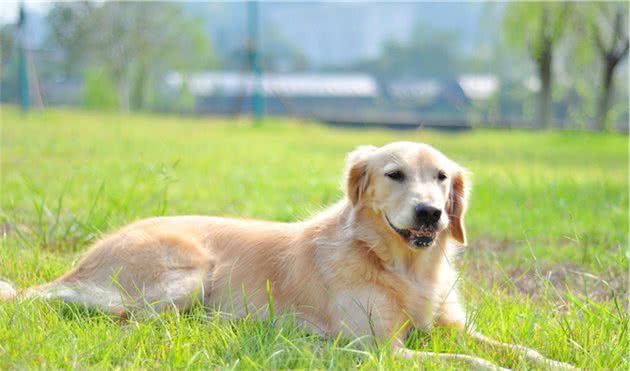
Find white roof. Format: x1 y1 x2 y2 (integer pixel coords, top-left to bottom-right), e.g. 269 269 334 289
165 72 379 98
458 74 499 100
387 80 442 100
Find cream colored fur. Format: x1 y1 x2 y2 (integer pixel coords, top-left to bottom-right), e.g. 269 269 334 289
1 142 575 370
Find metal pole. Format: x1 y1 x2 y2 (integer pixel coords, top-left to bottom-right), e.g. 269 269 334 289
18 1 30 112
247 0 264 125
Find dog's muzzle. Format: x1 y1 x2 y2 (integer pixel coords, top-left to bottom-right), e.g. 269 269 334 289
385 214 437 249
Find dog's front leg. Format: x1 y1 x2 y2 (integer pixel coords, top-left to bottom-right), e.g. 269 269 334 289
394 344 510 371
468 331 577 370
392 335 510 371
438 316 577 369
436 295 576 369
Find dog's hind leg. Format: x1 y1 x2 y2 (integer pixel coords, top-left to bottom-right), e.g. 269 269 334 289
27 281 128 315
1 279 128 316
1 230 214 317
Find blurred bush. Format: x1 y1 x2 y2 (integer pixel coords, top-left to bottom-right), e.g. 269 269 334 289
83 69 118 111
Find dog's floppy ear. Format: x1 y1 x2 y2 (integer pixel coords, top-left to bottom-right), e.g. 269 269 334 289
344 145 377 206
447 167 469 245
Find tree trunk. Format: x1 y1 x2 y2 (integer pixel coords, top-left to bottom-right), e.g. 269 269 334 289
596 59 615 131
131 63 147 111
537 47 553 129
118 79 130 113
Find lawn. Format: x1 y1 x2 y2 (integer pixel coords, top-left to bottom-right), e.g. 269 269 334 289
1 106 627 369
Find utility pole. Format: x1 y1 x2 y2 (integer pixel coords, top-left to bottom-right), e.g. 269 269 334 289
18 1 30 112
247 0 264 125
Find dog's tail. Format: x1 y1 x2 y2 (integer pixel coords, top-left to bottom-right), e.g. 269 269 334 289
0 280 17 301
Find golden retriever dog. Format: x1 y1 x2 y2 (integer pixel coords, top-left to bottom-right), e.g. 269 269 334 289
1 142 574 370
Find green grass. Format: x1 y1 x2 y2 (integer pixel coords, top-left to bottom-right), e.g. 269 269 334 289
1 106 628 369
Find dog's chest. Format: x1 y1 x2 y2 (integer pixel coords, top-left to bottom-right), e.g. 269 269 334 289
328 287 393 338
327 271 437 337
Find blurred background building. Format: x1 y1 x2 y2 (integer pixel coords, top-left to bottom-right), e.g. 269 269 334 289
1 1 628 131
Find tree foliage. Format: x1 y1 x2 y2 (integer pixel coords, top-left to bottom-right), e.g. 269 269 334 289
46 1 95 76
46 1 217 112
350 24 461 79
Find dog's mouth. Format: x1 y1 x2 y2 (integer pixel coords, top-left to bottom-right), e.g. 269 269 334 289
384 215 437 248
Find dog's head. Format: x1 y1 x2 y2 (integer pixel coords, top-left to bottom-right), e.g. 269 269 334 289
344 142 469 249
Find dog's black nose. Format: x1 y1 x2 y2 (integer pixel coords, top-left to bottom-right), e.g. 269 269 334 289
414 204 442 225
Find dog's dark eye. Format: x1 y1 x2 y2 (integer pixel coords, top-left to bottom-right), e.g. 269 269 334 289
385 170 405 182
437 171 447 181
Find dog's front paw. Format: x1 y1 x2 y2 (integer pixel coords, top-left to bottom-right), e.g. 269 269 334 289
0 280 17 301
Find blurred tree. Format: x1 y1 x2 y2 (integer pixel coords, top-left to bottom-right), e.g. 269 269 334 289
84 68 118 110
46 2 95 76
0 24 16 71
0 23 17 102
47 2 217 112
350 24 461 79
503 2 573 128
223 22 309 73
260 24 309 72
583 3 629 131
